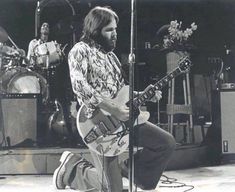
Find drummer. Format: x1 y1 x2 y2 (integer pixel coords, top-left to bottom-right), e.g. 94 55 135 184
27 22 52 68
27 22 63 70
27 22 50 66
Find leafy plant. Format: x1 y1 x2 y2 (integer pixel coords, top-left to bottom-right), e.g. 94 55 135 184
162 20 197 50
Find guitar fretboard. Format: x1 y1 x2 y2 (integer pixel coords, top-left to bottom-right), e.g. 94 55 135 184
132 57 191 108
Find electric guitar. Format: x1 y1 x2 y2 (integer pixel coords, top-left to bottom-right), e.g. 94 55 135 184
77 56 192 156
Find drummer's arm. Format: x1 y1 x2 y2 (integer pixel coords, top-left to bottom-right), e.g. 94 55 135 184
27 41 33 59
27 39 37 60
25 40 37 65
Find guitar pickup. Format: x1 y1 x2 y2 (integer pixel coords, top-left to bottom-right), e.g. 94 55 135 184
98 122 111 135
84 122 110 144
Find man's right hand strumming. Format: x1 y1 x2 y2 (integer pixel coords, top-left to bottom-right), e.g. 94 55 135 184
99 99 129 122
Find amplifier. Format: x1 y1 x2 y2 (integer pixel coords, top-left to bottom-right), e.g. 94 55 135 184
0 93 41 99
0 93 41 147
220 83 235 90
220 91 235 154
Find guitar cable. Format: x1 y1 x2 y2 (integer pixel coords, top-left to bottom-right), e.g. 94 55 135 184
105 121 128 146
101 149 105 192
159 174 194 192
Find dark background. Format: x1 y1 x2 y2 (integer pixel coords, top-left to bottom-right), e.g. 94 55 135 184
1 0 235 79
1 0 235 55
1 0 235 70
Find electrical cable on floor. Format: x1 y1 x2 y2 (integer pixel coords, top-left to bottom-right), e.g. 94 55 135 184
0 150 13 156
101 148 105 192
159 174 194 192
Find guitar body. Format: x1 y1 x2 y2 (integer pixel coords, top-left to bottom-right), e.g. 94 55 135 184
76 56 192 156
77 85 150 156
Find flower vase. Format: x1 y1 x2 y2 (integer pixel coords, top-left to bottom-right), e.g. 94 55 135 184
166 50 189 73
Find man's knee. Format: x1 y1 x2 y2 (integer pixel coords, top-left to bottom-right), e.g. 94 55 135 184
166 134 176 152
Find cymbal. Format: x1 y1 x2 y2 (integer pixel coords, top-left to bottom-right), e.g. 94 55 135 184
0 26 8 43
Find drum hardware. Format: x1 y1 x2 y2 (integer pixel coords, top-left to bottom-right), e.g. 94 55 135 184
34 41 63 70
45 43 50 69
61 43 68 56
0 26 25 57
0 45 21 57
48 99 67 136
1 55 23 69
7 34 19 50
46 99 84 146
0 26 27 69
0 47 23 69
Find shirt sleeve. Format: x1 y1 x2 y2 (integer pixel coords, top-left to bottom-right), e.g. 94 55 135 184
27 39 36 59
68 43 103 108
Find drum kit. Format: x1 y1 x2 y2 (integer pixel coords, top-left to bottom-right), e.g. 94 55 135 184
33 41 62 69
0 26 84 147
0 26 63 104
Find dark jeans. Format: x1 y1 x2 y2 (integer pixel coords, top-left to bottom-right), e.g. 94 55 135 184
63 121 176 191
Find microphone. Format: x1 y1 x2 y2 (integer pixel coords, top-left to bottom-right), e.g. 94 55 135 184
35 1 40 37
37 1 40 27
37 1 40 11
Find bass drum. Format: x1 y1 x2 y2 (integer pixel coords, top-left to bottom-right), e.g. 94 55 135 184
0 67 49 103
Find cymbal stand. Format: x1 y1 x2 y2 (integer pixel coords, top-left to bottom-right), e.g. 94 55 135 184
35 0 76 46
0 52 2 71
44 43 51 89
45 44 50 69
35 1 40 38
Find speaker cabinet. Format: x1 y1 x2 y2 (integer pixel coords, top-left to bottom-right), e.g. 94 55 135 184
220 90 235 154
0 94 40 147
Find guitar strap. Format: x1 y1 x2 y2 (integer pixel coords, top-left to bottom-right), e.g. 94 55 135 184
108 52 129 84
108 52 122 70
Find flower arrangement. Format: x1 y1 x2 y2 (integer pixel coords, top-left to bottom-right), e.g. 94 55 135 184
162 20 197 51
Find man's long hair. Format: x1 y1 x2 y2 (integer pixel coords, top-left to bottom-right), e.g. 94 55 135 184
80 6 119 46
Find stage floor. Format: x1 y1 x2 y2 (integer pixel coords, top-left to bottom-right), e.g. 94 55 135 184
0 163 235 192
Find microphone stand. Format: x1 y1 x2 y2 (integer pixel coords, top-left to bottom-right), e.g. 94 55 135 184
64 0 76 46
34 0 52 38
35 1 40 38
35 0 76 46
128 0 136 191
45 43 50 76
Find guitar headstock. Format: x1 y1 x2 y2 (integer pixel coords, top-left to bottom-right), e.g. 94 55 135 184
178 56 192 72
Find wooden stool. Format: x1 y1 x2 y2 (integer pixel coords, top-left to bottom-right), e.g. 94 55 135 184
166 51 194 143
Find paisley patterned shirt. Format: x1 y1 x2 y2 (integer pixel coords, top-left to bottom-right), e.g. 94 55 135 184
68 41 125 118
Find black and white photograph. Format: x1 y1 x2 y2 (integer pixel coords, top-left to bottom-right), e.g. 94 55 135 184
1 0 235 191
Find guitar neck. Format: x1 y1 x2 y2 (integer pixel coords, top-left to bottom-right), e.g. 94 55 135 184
129 56 191 108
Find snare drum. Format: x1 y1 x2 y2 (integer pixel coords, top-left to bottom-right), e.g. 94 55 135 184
34 41 62 69
0 67 49 103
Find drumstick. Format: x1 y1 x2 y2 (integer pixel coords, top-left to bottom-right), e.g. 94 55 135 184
7 35 26 58
7 35 19 49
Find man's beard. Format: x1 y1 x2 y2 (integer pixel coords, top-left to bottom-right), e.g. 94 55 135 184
41 31 49 36
97 35 116 52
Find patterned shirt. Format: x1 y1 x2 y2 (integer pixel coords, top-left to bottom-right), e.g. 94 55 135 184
68 41 125 118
